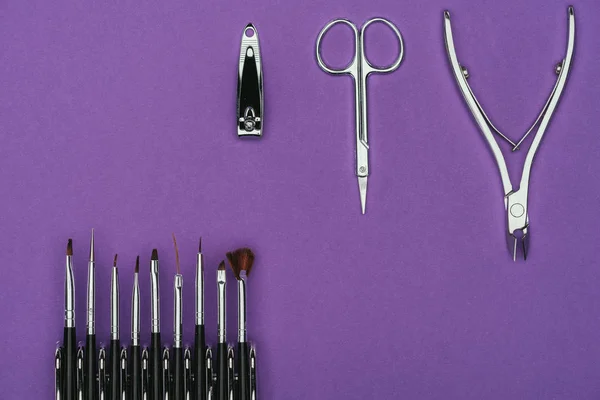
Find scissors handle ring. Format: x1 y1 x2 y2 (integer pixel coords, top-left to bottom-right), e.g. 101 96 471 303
361 17 404 74
316 19 359 75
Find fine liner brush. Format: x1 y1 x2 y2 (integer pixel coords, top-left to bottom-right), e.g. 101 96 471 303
110 254 121 400
226 248 255 400
194 238 207 400
129 256 142 400
63 238 76 400
150 249 163 400
215 261 228 400
172 234 185 400
85 229 98 400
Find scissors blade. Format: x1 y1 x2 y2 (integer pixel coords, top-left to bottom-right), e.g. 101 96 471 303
358 176 367 214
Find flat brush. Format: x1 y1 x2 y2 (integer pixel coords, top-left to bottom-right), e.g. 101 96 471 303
226 248 255 400
110 254 121 400
129 256 142 400
172 234 185 400
150 249 163 400
85 229 98 400
194 238 207 400
63 238 76 400
215 261 228 400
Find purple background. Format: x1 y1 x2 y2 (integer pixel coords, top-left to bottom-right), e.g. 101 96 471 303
1 0 599 398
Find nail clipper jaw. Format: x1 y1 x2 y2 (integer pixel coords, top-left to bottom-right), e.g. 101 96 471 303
507 226 529 261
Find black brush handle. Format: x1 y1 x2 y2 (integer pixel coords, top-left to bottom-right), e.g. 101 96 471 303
194 325 207 400
215 343 228 400
173 347 184 400
63 327 77 400
237 342 250 400
129 345 142 400
109 339 121 400
85 334 98 400
150 333 163 400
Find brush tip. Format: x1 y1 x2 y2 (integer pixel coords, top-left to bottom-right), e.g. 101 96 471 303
172 233 180 274
66 239 73 256
135 256 139 273
113 254 118 267
218 260 226 271
226 251 241 280
199 237 202 253
151 249 158 261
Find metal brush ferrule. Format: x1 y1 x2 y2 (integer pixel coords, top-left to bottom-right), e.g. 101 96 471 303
110 266 120 341
150 259 160 333
65 255 75 328
131 273 140 346
238 277 247 343
195 252 204 326
174 274 183 348
217 269 226 343
86 259 95 335
86 232 95 335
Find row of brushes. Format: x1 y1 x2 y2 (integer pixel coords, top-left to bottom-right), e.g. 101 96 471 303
56 230 258 400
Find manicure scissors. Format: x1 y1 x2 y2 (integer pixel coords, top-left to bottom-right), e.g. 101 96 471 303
444 7 575 260
316 18 404 214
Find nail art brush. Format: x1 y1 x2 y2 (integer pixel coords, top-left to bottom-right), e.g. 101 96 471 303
63 238 77 400
215 261 228 400
194 238 206 400
110 254 121 400
226 248 255 400
172 234 185 400
150 249 163 400
129 256 142 400
85 230 98 400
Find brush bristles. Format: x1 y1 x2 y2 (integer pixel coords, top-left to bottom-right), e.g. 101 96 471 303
172 233 180 274
226 248 255 279
113 254 118 267
218 260 226 271
226 251 241 280
198 237 202 253
151 249 158 261
135 256 139 273
67 239 73 256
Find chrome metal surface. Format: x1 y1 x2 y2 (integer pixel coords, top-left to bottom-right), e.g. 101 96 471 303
443 7 575 260
316 17 404 214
